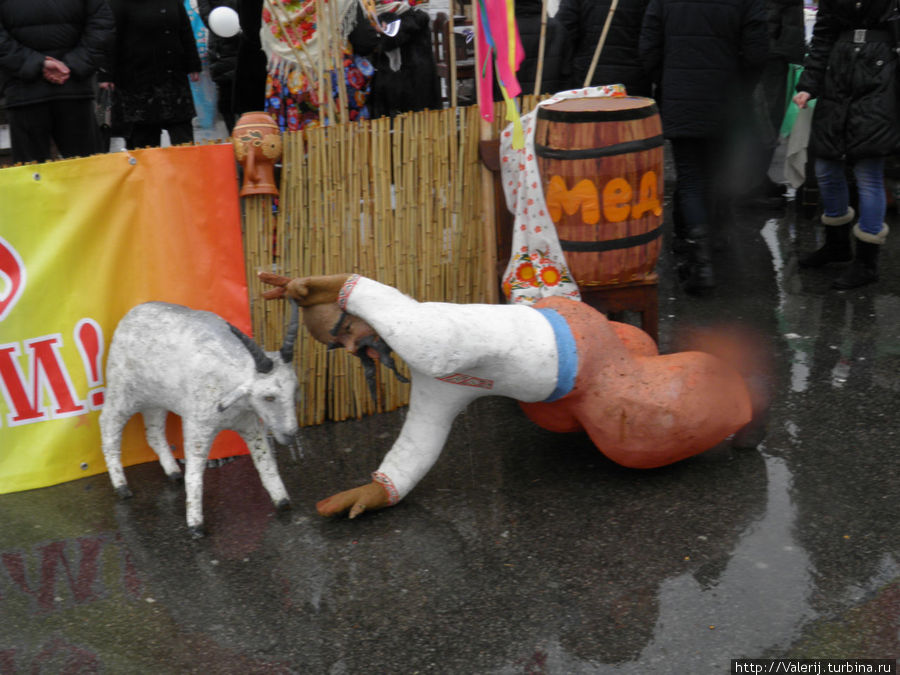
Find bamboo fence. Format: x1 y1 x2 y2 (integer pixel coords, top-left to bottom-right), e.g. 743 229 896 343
242 98 543 426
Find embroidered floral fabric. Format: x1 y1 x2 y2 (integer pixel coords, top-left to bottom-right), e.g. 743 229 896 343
266 52 373 131
499 85 627 304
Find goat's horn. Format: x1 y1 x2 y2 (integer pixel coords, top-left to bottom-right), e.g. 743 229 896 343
280 298 300 363
228 324 274 373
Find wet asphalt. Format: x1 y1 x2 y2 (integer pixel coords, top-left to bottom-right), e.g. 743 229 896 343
2 170 899 673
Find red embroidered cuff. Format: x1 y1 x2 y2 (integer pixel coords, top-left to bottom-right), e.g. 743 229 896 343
372 471 400 505
338 274 361 311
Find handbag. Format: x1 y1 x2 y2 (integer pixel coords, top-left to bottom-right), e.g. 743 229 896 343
95 86 113 132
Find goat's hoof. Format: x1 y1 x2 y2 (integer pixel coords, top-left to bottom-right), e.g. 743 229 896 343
115 485 133 500
166 470 184 483
188 524 207 539
274 498 292 513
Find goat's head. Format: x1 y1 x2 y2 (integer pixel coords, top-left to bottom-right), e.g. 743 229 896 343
222 300 301 444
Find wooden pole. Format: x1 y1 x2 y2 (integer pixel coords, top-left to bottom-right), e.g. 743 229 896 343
583 0 618 87
533 0 549 95
474 3 498 303
315 0 327 125
448 12 458 108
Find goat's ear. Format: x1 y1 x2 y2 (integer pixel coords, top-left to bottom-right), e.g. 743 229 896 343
217 384 250 412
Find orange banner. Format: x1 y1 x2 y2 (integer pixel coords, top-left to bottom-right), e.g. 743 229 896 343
0 145 250 494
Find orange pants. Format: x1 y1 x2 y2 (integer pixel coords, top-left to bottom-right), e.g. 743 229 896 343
520 297 752 469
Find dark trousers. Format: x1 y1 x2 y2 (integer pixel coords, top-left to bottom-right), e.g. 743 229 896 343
7 99 102 163
670 137 724 235
752 58 790 185
216 81 236 133
125 121 194 150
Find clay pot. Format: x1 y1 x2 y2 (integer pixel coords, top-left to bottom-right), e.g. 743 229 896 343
232 112 282 197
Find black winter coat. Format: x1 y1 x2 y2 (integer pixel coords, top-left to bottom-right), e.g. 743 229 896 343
513 0 571 96
766 0 807 63
233 0 266 114
639 0 769 139
555 0 651 96
349 6 441 118
0 0 114 107
104 0 201 125
797 0 900 160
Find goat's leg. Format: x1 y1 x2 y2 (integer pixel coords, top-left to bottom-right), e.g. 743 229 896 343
240 426 291 512
181 420 212 538
141 408 183 482
99 407 133 499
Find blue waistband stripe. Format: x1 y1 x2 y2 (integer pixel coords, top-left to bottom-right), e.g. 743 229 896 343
534 307 578 402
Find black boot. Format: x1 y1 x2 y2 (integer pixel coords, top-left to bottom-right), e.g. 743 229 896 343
799 208 854 268
833 240 881 289
833 223 888 289
681 224 716 294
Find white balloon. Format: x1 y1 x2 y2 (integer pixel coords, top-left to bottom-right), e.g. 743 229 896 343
209 6 241 38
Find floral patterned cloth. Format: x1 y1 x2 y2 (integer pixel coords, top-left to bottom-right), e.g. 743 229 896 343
265 51 373 131
500 85 627 304
260 0 429 130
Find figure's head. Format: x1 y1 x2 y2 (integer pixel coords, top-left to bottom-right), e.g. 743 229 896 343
302 302 377 355
301 302 409 402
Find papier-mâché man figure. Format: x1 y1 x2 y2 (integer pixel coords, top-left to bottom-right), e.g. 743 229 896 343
260 272 767 518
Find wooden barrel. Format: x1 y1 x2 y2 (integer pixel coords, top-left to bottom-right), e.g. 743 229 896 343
534 96 664 287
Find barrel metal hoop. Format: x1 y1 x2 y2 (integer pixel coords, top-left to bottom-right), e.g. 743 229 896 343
536 103 659 123
534 135 664 160
560 225 663 253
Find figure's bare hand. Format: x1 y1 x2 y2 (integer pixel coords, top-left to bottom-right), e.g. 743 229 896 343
258 272 351 306
258 272 293 299
316 481 391 519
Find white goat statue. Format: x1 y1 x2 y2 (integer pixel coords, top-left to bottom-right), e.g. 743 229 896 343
99 300 301 538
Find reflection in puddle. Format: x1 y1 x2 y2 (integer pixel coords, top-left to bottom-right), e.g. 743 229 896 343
760 219 815 394
497 456 815 673
610 455 814 672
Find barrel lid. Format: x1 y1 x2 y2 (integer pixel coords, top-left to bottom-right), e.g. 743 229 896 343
537 96 658 122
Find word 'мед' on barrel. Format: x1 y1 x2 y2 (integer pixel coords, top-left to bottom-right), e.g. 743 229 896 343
535 96 664 287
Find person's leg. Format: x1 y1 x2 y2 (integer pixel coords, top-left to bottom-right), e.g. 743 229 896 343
127 123 162 149
51 99 103 158
763 58 789 139
165 120 195 146
670 138 715 293
800 156 854 267
670 138 709 226
7 103 53 163
742 58 788 203
834 157 888 289
853 157 886 235
760 58 789 198
217 82 236 133
815 156 851 217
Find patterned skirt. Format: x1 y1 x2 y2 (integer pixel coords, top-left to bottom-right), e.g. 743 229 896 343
265 51 373 131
